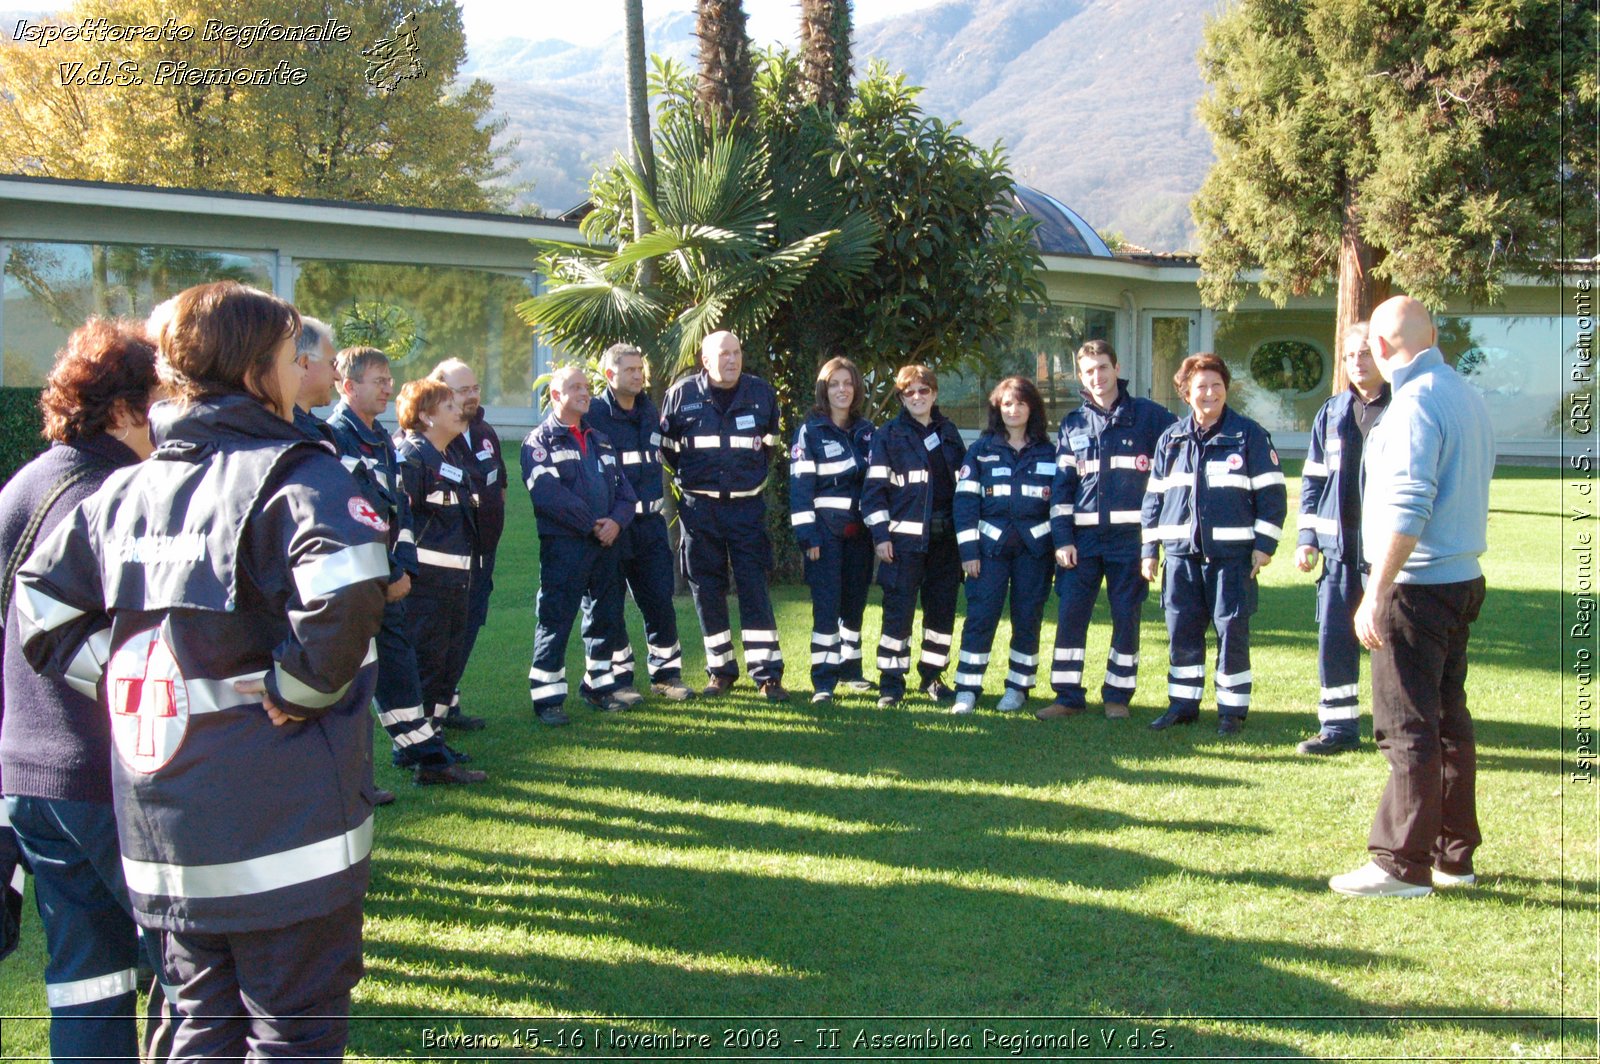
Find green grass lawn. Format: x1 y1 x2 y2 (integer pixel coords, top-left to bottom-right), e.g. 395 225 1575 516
1 463 1593 1060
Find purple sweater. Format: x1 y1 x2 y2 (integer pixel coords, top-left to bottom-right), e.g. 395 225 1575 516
0 434 138 802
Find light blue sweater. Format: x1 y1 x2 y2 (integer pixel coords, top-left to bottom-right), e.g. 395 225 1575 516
1361 348 1494 585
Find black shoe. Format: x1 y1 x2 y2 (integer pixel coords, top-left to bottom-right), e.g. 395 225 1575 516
535 705 571 726
703 674 736 698
924 679 956 703
442 713 487 732
444 745 472 764
583 692 629 713
414 762 489 785
1217 716 1244 736
1148 707 1199 731
373 788 397 806
760 681 791 702
1297 731 1359 755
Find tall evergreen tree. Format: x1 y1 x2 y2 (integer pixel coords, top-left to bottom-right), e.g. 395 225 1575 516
1193 0 1596 380
799 0 852 115
695 0 757 128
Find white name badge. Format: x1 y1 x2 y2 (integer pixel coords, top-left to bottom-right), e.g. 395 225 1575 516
736 414 756 430
1069 434 1090 452
439 462 464 483
1204 460 1229 476
487 468 499 484
1035 461 1055 476
477 447 494 462
823 442 844 458
990 465 1011 477
924 433 941 451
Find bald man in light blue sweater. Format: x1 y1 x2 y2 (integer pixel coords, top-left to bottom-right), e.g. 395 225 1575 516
1330 296 1495 899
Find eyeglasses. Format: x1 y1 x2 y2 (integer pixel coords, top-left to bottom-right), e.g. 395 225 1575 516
902 387 933 398
453 385 481 396
1344 345 1372 361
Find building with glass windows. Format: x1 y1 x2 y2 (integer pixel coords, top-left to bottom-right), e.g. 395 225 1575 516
0 175 1580 459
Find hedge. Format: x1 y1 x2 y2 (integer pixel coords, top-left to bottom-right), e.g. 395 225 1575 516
0 388 46 487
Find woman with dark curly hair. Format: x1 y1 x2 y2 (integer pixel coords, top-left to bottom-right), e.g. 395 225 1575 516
950 375 1058 714
15 281 390 1058
0 318 159 1063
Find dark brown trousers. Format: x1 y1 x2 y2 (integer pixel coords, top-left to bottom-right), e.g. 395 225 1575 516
1367 577 1487 885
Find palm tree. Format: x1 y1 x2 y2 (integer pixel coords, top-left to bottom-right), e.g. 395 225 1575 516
695 0 757 128
518 115 875 381
624 0 657 288
799 0 852 115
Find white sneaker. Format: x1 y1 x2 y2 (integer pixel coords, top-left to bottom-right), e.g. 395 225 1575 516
995 689 1026 713
950 692 977 715
1432 867 1477 887
1329 860 1433 898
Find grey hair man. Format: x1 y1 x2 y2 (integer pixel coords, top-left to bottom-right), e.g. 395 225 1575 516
425 358 506 732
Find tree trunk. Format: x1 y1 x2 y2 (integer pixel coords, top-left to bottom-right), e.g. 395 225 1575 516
695 0 756 129
799 0 853 115
1333 178 1389 392
624 0 659 294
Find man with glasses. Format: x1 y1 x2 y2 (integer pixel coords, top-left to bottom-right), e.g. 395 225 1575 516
430 359 506 731
292 316 339 445
1293 322 1389 755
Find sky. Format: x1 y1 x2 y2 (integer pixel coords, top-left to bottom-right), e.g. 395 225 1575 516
456 0 936 48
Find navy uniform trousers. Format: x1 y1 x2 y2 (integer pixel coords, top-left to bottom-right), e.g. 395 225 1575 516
376 599 449 767
876 532 961 700
954 540 1053 695
529 536 626 710
1316 555 1365 737
678 495 783 684
607 516 684 686
403 578 471 730
804 528 874 692
157 897 364 1060
1163 555 1257 719
446 548 496 720
1051 554 1149 708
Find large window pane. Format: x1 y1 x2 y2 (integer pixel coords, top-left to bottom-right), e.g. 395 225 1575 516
3 241 274 386
1437 315 1574 443
940 303 1117 430
1211 309 1334 433
294 262 539 408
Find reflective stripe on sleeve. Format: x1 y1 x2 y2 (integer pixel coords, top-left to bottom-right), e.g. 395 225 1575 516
1252 471 1286 489
1211 526 1256 541
292 542 389 602
1107 510 1142 524
121 815 374 901
13 583 86 634
416 548 472 570
62 627 112 700
273 662 352 709
1302 460 1328 478
1253 520 1283 540
888 520 924 536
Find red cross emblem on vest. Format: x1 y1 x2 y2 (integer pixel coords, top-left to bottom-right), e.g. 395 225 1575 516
108 628 189 773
